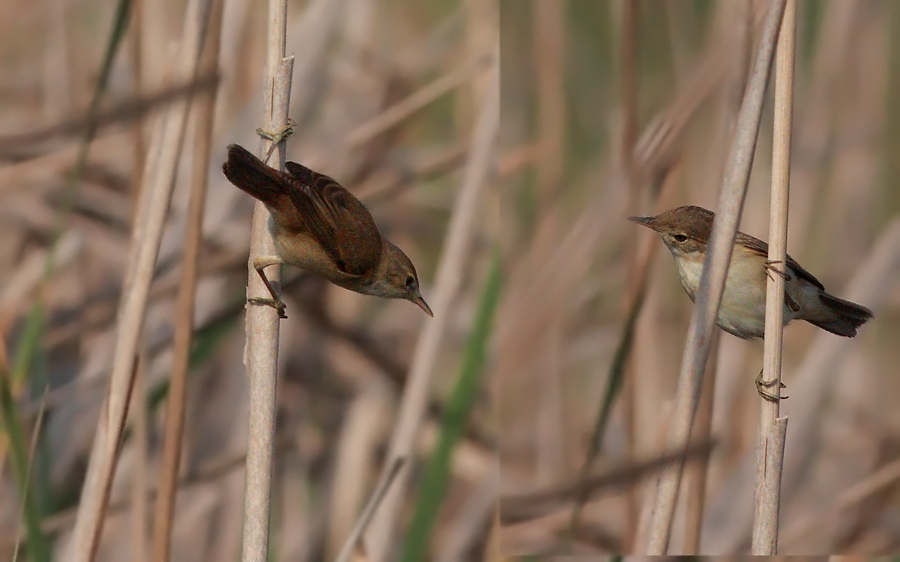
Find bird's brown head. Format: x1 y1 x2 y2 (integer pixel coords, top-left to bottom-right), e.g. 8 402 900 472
369 241 433 316
627 205 715 258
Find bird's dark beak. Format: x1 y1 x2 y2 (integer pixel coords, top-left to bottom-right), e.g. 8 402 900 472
413 293 433 317
627 215 658 231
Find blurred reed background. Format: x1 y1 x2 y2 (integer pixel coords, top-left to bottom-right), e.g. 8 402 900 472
0 0 499 560
499 0 900 556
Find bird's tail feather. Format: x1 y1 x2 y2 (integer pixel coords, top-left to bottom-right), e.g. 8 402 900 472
222 144 285 206
807 292 873 337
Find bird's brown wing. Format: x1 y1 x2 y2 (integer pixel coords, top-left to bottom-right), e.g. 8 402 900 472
282 161 382 276
735 231 825 290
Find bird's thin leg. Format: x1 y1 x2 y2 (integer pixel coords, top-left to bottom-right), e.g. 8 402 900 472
247 255 287 319
755 368 788 402
763 260 792 283
256 118 297 164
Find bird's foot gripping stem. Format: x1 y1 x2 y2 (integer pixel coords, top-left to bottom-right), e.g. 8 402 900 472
247 296 287 319
256 118 297 164
755 369 788 402
249 256 287 319
764 260 792 283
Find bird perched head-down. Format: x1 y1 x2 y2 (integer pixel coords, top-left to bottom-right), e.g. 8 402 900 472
628 205 872 340
222 143 432 318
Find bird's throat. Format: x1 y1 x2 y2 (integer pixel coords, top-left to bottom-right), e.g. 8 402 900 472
672 252 706 299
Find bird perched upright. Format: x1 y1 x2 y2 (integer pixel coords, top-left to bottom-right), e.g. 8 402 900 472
629 205 872 340
222 143 432 318
629 205 873 400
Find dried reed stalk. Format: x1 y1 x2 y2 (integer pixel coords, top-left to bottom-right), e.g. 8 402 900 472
239 0 293 558
683 1 753 552
643 0 787 553
150 0 223 559
126 20 149 557
751 0 795 554
64 0 213 558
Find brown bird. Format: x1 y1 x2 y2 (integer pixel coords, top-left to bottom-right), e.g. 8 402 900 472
629 205 872 340
222 143 432 318
630 205 873 401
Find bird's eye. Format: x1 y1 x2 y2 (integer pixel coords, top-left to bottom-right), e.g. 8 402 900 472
405 276 415 288
673 234 688 243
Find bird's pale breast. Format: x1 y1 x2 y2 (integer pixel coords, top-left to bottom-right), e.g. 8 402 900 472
673 246 799 339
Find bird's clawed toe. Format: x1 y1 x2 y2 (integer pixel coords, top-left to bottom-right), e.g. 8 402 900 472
248 297 287 319
764 259 792 283
755 369 788 402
